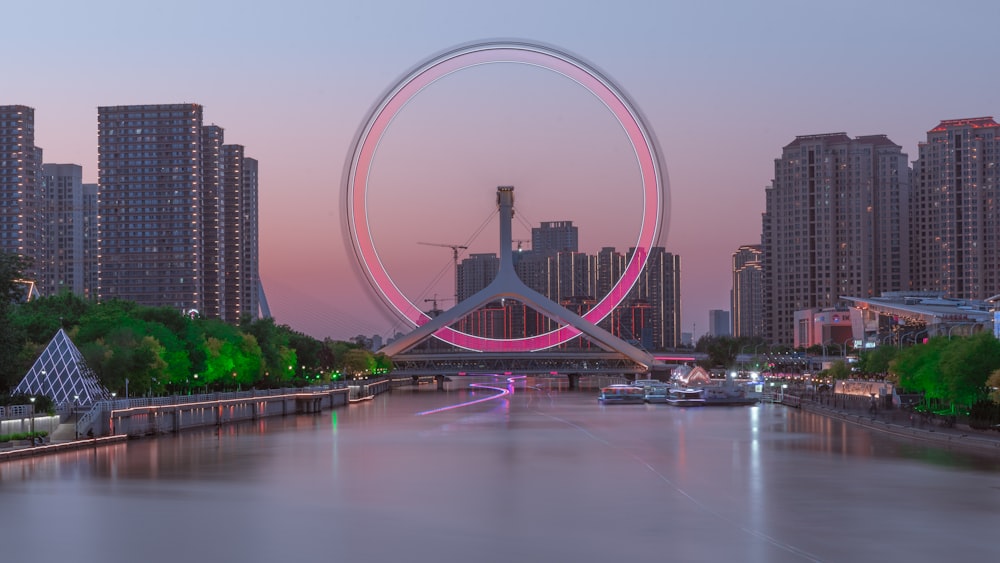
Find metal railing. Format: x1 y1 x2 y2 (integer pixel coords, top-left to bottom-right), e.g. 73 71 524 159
74 383 352 437
0 405 35 420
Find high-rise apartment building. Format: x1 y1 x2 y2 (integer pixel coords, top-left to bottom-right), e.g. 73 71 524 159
82 182 99 298
532 221 578 254
240 157 260 321
39 164 98 298
221 144 259 323
911 117 1000 300
548 251 592 303
592 246 626 300
201 124 225 319
762 133 909 344
628 247 681 350
98 103 204 313
97 103 260 321
456 253 500 302
0 105 42 280
708 309 730 337
732 244 763 338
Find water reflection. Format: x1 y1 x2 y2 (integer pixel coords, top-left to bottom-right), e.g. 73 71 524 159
1 381 998 563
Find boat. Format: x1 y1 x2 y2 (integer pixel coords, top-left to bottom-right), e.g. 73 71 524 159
665 387 706 407
598 384 646 404
643 383 671 403
701 385 758 406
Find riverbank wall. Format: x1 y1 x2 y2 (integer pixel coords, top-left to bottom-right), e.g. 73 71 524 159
1 378 392 462
800 399 1000 455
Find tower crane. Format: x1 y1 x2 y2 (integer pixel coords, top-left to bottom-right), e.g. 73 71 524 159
423 294 454 317
417 242 468 304
512 239 530 251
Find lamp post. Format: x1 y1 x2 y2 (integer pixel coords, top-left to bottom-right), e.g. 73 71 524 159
831 341 844 358
73 394 79 439
29 397 35 446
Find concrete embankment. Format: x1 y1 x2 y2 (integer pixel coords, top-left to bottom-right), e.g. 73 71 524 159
800 400 1000 455
0 435 128 461
1 379 392 463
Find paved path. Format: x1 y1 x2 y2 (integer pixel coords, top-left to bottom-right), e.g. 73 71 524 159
800 398 1000 455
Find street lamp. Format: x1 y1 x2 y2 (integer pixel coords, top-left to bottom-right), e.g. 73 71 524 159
29 397 35 446
73 394 79 439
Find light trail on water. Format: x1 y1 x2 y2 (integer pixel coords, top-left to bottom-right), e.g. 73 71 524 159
415 375 525 416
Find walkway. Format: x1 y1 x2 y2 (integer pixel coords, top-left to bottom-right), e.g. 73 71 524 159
0 422 127 461
798 394 1000 455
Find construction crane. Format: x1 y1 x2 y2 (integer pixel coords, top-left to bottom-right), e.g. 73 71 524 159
513 239 530 252
423 294 454 317
418 242 468 304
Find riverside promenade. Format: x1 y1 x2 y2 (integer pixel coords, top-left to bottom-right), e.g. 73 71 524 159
0 378 390 463
791 391 1000 455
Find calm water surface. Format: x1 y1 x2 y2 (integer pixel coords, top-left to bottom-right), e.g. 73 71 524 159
1 377 998 562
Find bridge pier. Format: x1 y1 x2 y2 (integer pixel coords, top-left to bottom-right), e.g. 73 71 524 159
435 375 445 391
567 373 580 390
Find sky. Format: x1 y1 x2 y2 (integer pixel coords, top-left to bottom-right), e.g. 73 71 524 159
6 0 1000 342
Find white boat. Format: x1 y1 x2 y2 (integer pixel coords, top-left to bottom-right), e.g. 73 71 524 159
665 387 706 407
701 384 758 406
598 384 646 404
643 383 671 403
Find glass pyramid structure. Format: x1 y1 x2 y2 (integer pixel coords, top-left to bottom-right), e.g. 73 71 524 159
13 328 110 406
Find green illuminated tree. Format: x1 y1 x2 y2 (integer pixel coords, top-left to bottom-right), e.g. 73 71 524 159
342 348 371 378
937 332 1000 406
891 336 947 399
278 346 298 384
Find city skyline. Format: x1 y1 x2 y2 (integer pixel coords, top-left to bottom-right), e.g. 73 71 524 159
6 0 1000 341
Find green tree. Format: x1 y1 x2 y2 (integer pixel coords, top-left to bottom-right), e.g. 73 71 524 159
11 291 92 343
342 348 372 378
891 336 948 399
856 345 897 376
695 335 738 369
824 359 852 380
0 252 32 392
986 369 1000 403
937 333 1000 406
278 346 298 384
243 317 292 381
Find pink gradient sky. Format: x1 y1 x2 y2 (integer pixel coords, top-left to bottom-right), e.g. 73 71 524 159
7 0 1000 342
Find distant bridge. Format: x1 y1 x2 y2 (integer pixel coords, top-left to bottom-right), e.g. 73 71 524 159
389 350 707 380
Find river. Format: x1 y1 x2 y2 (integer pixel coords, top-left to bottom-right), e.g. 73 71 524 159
1 377 998 562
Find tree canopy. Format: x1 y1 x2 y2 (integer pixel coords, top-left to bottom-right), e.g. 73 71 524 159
890 333 999 407
1 257 391 399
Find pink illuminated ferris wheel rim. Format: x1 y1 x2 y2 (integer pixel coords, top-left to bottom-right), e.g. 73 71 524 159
345 40 667 352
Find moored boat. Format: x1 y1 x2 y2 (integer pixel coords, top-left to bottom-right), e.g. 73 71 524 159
701 385 758 406
598 384 646 404
665 387 706 407
643 383 671 403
